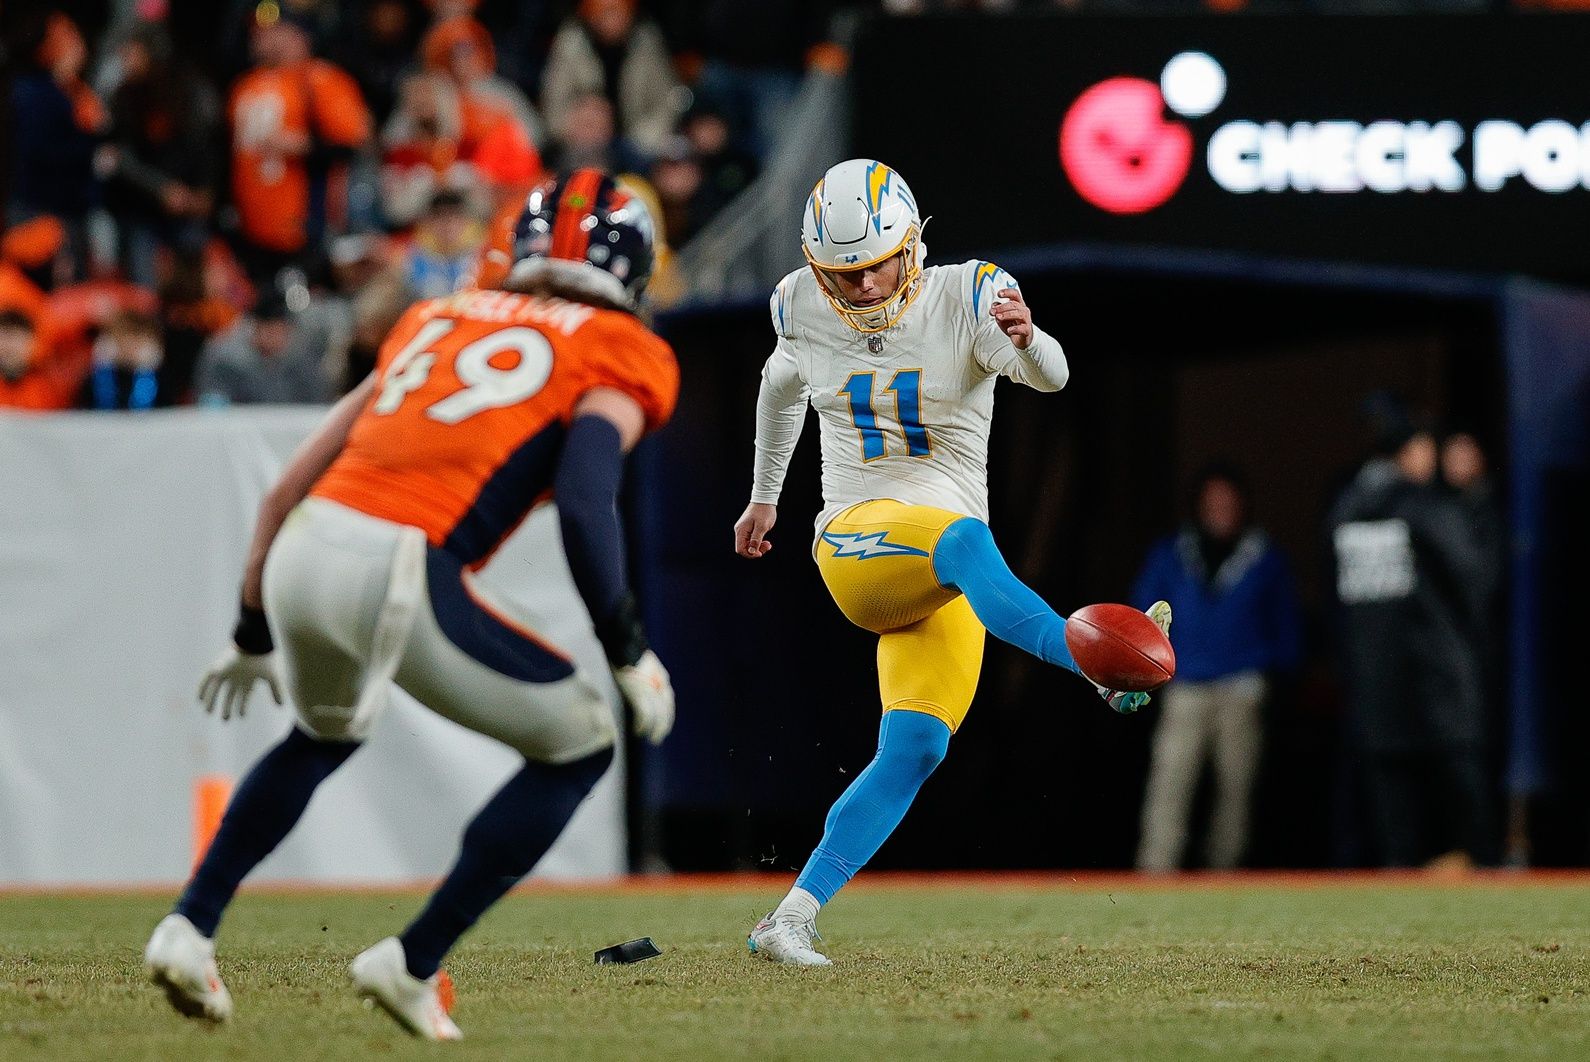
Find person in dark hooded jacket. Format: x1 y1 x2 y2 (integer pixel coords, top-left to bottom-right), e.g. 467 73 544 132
1329 407 1496 867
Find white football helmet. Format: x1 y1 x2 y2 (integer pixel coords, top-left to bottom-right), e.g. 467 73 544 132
801 159 925 333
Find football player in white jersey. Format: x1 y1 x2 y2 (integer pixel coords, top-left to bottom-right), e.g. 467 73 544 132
732 158 1171 965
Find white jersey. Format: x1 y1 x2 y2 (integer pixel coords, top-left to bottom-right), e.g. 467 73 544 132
750 259 1070 539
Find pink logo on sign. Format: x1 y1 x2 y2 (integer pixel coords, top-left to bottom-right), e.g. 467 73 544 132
1059 77 1193 215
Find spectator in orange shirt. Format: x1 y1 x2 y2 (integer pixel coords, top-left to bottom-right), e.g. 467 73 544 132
421 15 543 148
382 70 540 228
0 310 76 412
0 254 73 408
228 8 371 286
418 18 542 210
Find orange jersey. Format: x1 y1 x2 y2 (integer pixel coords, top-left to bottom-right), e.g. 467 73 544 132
314 289 678 565
229 61 370 253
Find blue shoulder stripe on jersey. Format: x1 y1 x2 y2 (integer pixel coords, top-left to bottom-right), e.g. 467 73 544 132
772 279 789 336
971 261 1013 317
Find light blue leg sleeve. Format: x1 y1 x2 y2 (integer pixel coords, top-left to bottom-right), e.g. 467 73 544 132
793 710 951 905
931 517 1080 674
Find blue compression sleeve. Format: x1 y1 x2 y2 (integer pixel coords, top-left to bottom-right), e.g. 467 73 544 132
554 414 638 662
793 710 950 904
931 517 1080 674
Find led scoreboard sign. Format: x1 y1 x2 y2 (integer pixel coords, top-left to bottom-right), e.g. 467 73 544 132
855 15 1590 281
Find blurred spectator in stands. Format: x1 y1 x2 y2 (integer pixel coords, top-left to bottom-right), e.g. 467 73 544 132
343 265 411 391
8 12 106 283
332 0 427 124
459 0 560 96
541 0 684 159
228 7 371 286
0 309 78 411
422 14 545 150
545 92 647 176
679 0 842 159
1132 463 1301 872
682 102 759 222
45 271 163 388
194 289 334 405
99 22 221 289
649 136 706 247
399 190 486 300
81 309 164 410
0 312 50 409
382 72 483 225
381 70 539 228
1329 399 1496 869
159 247 246 405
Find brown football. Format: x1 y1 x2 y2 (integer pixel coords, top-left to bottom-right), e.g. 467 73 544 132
1063 603 1176 692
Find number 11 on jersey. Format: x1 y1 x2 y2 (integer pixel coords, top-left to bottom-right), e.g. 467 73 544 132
840 369 932 462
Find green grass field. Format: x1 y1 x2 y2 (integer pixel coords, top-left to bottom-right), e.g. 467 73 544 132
3 879 1586 1061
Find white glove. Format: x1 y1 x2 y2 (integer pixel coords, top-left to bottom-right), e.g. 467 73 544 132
612 649 675 745
198 644 284 721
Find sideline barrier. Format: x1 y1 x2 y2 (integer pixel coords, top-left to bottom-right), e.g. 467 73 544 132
0 408 625 885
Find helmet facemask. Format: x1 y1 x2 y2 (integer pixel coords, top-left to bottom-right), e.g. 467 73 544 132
805 223 924 334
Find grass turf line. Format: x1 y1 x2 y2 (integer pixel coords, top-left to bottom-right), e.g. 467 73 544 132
1 885 1585 1061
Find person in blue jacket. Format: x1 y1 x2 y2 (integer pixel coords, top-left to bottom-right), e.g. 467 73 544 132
1132 462 1301 871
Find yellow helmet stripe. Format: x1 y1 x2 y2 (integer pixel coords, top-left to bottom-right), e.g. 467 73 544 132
865 163 893 222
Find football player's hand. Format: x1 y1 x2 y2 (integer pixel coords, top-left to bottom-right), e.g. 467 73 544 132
991 287 1033 350
613 649 675 745
734 502 777 558
198 645 284 721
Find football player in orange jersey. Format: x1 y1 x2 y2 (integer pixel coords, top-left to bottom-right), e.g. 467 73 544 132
144 171 678 1040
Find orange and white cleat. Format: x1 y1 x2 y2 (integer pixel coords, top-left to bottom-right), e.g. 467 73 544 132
349 937 462 1041
144 913 234 1022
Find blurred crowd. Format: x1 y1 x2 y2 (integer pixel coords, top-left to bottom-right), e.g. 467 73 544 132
3 1 1570 414
1 0 842 411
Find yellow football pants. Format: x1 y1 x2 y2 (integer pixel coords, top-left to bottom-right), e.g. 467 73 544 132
815 500 985 732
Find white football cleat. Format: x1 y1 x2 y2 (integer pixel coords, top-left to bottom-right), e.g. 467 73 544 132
144 913 233 1022
349 937 462 1041
747 915 832 967
1146 599 1173 638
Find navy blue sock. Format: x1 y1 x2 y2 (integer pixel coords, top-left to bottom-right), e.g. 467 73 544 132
793 710 950 904
399 747 612 980
175 727 359 936
932 517 1080 674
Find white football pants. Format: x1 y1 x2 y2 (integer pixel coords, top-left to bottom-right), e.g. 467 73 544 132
261 498 615 763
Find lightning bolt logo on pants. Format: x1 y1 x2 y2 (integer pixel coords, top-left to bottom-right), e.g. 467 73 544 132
821 531 930 560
